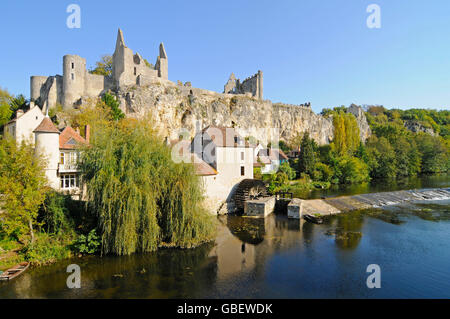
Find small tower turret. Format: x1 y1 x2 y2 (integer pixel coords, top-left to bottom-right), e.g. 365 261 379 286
34 114 60 189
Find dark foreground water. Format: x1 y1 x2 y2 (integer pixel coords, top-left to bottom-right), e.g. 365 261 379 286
1 177 450 299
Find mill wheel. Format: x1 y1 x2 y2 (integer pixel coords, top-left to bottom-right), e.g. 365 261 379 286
233 179 268 214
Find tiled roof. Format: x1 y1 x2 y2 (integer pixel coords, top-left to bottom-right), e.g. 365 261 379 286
201 126 250 148
33 117 60 134
170 139 217 176
59 126 87 149
192 153 217 176
257 149 289 162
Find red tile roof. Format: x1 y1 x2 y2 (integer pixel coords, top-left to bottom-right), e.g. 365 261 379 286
59 126 87 149
201 126 250 148
192 153 218 176
33 117 60 134
170 139 217 176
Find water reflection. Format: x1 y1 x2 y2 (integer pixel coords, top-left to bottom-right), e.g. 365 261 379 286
1 199 450 298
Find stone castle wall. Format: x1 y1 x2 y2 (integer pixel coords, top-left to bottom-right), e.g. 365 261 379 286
31 29 167 111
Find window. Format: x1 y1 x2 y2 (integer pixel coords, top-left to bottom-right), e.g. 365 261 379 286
60 152 78 165
60 174 79 190
241 152 244 161
71 62 74 69
241 166 245 176
71 73 74 80
134 67 137 76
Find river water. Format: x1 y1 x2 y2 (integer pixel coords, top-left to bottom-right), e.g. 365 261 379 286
0 175 449 299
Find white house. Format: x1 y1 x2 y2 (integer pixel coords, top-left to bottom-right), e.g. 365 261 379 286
3 103 45 145
5 107 88 199
172 126 254 213
254 144 289 174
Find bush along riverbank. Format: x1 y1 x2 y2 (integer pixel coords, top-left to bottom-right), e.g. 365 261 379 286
0 104 216 270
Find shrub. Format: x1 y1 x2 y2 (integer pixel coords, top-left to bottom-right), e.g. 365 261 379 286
72 229 100 255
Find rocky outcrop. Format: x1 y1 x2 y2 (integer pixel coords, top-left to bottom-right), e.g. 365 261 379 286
116 79 371 145
348 104 372 141
404 120 436 136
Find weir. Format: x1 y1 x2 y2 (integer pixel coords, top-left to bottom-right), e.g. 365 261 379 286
287 188 450 219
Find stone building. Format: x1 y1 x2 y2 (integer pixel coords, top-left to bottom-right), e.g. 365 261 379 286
30 29 169 112
224 70 263 100
192 126 254 212
171 126 254 213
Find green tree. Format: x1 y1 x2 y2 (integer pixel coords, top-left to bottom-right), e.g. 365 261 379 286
89 55 113 77
333 111 360 156
336 156 370 184
415 133 449 173
79 118 215 256
0 87 13 127
298 132 316 177
0 137 48 244
279 162 296 180
102 92 125 121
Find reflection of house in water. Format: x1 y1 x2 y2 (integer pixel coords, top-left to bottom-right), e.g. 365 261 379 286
209 215 310 281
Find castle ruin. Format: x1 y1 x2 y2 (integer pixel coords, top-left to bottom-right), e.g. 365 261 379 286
224 71 263 100
30 29 169 111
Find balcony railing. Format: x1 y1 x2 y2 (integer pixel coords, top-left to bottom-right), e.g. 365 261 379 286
58 162 79 173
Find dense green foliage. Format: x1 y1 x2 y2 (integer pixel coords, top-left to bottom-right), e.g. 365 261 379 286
0 87 27 128
72 229 100 254
0 137 47 243
102 92 125 121
297 133 316 176
79 119 215 256
262 105 448 198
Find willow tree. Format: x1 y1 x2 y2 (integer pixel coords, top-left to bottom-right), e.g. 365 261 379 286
79 119 215 256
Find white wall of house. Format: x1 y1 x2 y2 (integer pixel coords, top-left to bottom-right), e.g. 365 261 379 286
201 146 254 212
3 106 44 145
261 160 280 174
35 131 60 189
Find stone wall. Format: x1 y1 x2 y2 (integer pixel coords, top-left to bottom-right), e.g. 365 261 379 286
223 71 263 100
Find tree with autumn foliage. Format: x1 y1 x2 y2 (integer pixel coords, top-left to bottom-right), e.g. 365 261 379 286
0 137 48 244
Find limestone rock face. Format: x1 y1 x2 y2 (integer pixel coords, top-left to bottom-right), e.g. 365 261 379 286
348 104 372 141
116 80 371 145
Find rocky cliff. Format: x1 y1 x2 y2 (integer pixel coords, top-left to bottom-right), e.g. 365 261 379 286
116 79 371 145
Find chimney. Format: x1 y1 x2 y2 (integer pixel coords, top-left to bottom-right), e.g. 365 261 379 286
16 109 24 118
75 127 80 134
85 125 90 144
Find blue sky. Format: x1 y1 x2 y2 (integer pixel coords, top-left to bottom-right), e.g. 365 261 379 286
1 0 449 112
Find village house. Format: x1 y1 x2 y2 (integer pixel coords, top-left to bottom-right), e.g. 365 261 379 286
3 103 45 145
253 143 289 174
171 126 254 213
4 107 88 199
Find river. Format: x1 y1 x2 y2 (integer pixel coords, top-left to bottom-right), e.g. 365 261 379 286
0 175 449 298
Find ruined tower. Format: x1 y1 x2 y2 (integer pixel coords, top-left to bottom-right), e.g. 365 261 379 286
155 43 168 80
112 28 168 88
62 55 87 109
223 70 263 100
